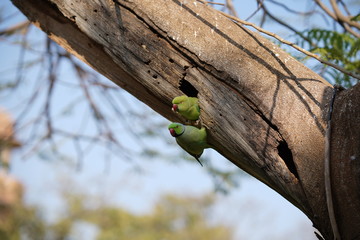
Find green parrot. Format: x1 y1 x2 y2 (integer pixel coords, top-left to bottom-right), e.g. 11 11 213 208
168 122 210 166
172 95 200 121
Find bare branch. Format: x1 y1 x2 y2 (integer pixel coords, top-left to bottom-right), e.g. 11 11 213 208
245 0 263 21
257 1 314 45
330 0 360 30
337 0 351 16
73 136 84 171
225 0 238 17
266 0 317 16
43 39 58 139
314 0 360 38
0 21 30 36
197 0 224 6
314 0 337 19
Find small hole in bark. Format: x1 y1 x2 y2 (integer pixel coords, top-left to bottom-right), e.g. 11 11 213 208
277 140 299 178
94 9 98 13
152 74 158 79
144 60 151 65
169 58 174 63
179 79 198 97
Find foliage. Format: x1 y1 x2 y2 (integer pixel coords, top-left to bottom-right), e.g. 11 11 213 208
0 193 233 240
298 29 360 87
0 204 46 240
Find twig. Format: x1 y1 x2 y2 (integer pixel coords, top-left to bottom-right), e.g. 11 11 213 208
44 39 59 139
0 21 31 36
14 24 31 89
337 0 351 16
217 11 360 80
258 1 314 47
330 0 360 30
196 0 224 6
73 137 84 171
245 0 263 21
266 0 317 16
225 0 238 17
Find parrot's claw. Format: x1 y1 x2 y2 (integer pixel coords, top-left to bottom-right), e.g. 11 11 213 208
195 157 203 167
194 119 202 128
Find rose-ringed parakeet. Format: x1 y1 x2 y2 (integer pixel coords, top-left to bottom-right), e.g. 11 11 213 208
168 122 210 166
172 95 200 121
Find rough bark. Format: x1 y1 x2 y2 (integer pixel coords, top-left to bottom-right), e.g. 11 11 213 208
10 0 360 239
330 84 360 240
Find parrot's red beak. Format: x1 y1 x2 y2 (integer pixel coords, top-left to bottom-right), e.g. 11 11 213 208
169 128 176 137
172 104 178 112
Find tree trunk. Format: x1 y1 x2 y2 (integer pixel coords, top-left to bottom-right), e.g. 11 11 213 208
10 0 360 239
330 84 360 239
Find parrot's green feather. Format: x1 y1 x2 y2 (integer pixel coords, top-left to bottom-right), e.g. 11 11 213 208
168 123 210 166
172 95 200 121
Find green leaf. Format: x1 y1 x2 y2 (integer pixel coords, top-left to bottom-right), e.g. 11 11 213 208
350 13 360 22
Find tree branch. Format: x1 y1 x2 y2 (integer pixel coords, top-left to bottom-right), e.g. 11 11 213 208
12 0 343 238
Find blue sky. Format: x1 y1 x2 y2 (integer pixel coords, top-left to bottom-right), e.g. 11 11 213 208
0 0 330 239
